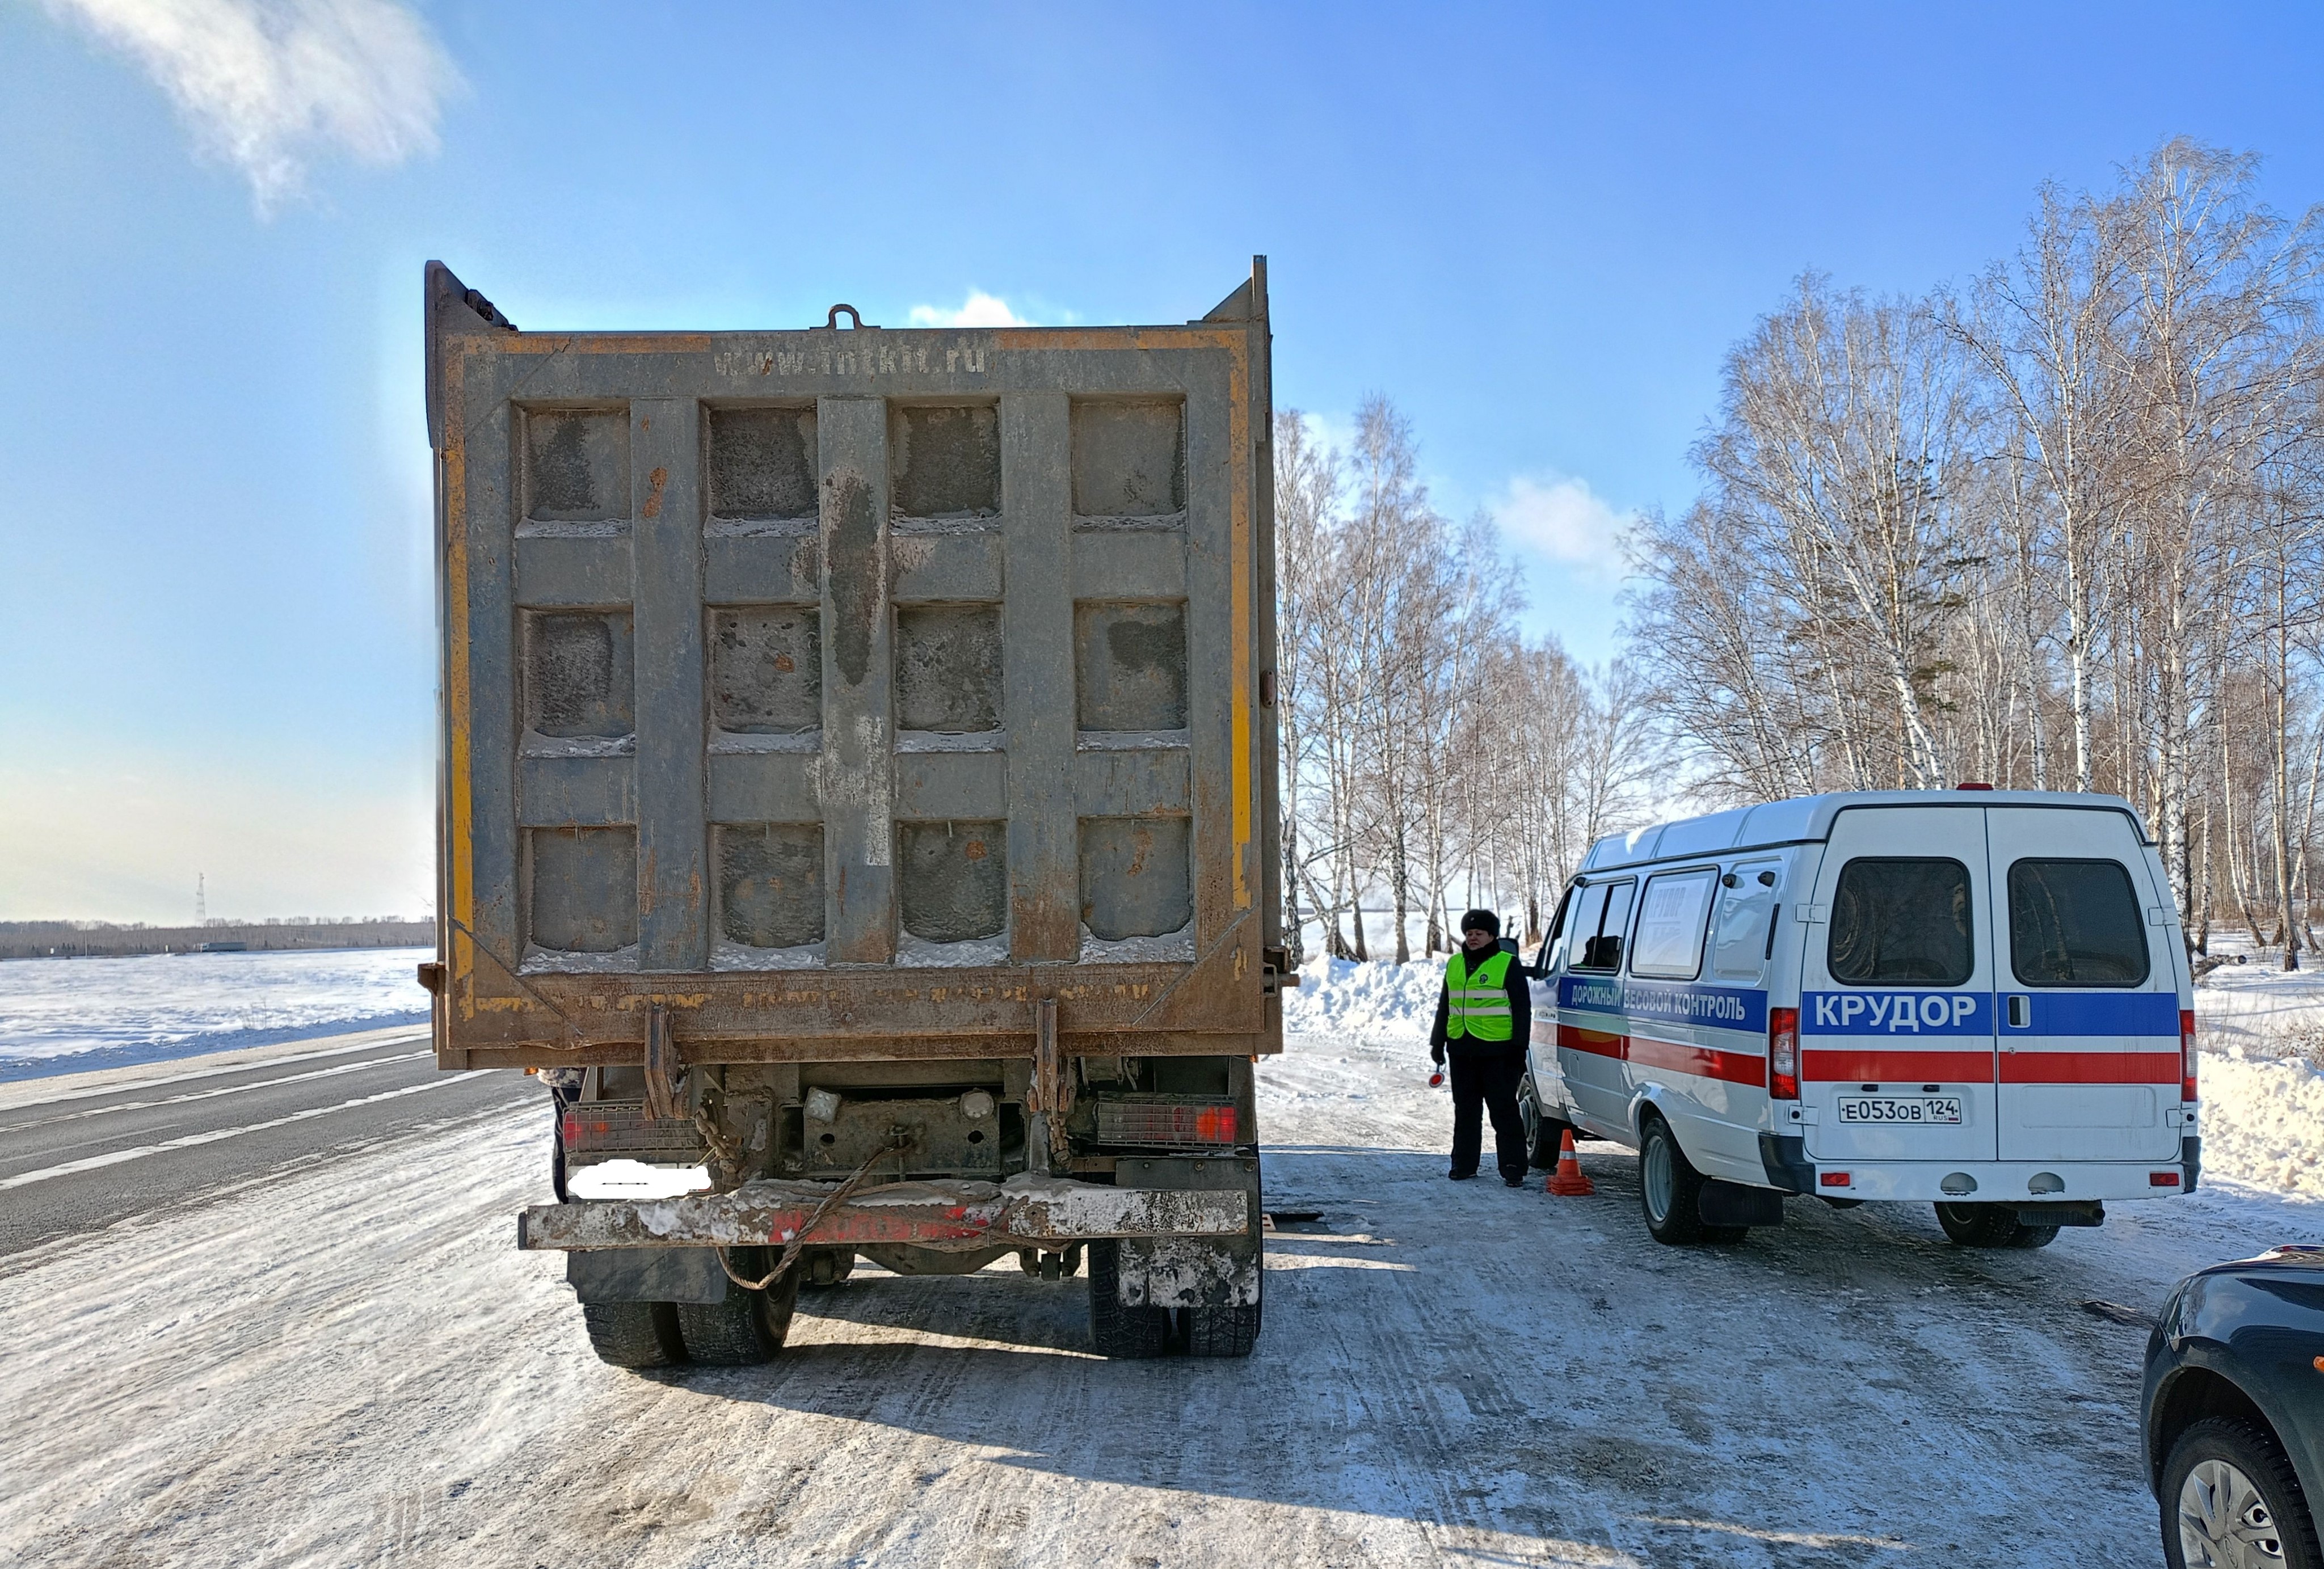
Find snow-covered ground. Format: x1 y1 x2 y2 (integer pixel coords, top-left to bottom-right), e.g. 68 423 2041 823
4 995 2322 1564
0 947 431 1078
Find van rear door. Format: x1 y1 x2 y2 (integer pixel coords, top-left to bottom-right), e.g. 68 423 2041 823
1984 808 2180 1163
1800 807 1998 1165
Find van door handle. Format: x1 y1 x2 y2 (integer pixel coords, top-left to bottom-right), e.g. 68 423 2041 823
2006 994 2030 1029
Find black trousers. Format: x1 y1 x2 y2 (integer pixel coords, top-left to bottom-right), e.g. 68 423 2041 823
1447 1048 1529 1180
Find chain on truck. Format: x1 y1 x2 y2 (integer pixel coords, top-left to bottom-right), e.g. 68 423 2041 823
418 260 1290 1367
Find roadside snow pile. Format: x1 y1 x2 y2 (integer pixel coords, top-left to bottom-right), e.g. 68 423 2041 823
1283 956 1440 1044
0 947 431 1076
2195 961 2324 1197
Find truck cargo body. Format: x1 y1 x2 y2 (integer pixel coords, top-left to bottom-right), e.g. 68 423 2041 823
421 262 1283 1363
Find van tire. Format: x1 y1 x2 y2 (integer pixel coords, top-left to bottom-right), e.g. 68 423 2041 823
673 1250 801 1365
1935 1201 2056 1248
1639 1116 1746 1246
579 1301 687 1369
1087 1239 1171 1359
1517 1074 1562 1169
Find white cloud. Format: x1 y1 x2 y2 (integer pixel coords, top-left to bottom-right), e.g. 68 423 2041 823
45 0 458 211
907 290 1033 328
1487 473 1636 585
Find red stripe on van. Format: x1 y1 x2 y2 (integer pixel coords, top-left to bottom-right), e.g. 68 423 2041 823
2000 1051 2179 1085
1627 1034 1766 1087
1557 1023 1624 1057
1802 1049 1995 1082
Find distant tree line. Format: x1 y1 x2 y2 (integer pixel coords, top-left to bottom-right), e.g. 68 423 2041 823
0 920 437 961
1626 139 2324 963
1273 402 1653 965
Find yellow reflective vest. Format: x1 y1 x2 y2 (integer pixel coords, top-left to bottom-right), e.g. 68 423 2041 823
1445 947 1515 1042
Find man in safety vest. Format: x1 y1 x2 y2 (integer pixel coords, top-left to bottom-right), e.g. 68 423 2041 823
1429 909 1534 1185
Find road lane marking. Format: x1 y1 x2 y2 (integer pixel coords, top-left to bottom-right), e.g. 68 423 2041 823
6 1052 436 1132
0 1072 500 1191
0 1031 433 1110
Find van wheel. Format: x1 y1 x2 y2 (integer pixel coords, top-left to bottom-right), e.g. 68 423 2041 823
1639 1116 1746 1246
1934 1201 2056 1248
1517 1074 1561 1169
2162 1416 2322 1569
579 1301 687 1369
673 1250 802 1365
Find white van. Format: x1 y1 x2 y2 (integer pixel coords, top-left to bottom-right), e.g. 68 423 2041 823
1521 790 2199 1249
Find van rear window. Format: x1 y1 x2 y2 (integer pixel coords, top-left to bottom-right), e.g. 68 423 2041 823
1828 858 1972 985
2009 859 2150 986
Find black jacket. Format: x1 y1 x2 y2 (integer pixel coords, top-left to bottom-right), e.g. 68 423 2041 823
1428 939 1533 1060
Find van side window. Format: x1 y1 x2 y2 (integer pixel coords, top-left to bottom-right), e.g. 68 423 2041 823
1712 862 1780 978
2009 859 2150 986
1573 879 1635 972
1630 868 1717 980
1535 884 1576 974
1828 858 1972 986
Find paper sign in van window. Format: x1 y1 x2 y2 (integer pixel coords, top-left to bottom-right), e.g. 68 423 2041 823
1630 869 1717 980
1829 858 1973 986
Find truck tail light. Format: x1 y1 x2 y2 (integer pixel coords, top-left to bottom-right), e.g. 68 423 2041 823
1093 1098 1240 1147
1770 1007 1799 1100
2181 1009 2198 1105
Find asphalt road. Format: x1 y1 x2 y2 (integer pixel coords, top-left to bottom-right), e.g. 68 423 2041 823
0 1030 539 1258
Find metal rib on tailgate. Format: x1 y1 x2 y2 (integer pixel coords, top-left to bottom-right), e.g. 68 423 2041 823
518 1175 1251 1252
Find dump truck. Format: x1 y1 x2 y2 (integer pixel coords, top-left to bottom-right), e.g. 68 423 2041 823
419 260 1285 1365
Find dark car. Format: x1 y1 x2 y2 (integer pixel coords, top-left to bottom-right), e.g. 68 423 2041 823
2144 1245 2324 1568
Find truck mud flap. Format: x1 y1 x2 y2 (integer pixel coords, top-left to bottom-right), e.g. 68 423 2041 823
1113 1154 1261 1310
1698 1179 1786 1228
567 1246 729 1305
517 1174 1251 1254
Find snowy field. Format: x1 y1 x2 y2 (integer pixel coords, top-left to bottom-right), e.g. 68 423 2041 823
2 960 2323 1564
0 947 431 1078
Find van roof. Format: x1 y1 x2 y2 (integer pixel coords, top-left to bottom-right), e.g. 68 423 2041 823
1577 790 2152 876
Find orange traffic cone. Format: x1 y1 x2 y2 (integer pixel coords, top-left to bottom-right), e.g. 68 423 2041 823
1546 1129 1595 1196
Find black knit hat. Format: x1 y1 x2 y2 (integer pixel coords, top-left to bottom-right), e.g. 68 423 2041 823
1459 908 1501 937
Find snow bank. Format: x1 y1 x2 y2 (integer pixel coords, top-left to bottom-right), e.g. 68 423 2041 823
1282 956 1442 1045
0 947 431 1077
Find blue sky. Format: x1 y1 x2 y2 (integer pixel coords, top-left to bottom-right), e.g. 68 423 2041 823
5 1 2323 922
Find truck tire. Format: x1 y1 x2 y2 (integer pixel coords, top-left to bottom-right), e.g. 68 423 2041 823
1934 1202 2057 1248
675 1250 801 1365
1181 1232 1264 1357
1517 1073 1562 1169
1087 1239 1170 1359
2161 1415 2322 1569
580 1301 687 1369
1640 1115 1746 1246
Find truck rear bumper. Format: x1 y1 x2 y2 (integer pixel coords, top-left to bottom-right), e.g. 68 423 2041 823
518 1174 1253 1253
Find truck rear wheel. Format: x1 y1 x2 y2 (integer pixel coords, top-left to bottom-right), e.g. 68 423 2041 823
1935 1202 2058 1249
675 1250 802 1365
580 1301 687 1369
1640 1116 1746 1246
1087 1239 1171 1359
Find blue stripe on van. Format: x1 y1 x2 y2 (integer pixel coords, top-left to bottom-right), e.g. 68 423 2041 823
1557 976 1767 1034
1804 991 1990 1036
2013 992 2180 1036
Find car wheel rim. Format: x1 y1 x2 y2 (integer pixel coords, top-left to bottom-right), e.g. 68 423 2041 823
2179 1457 2288 1568
1643 1136 1673 1223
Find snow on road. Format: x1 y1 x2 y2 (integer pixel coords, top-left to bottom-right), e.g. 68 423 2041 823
6 993 2323 1567
0 947 431 1077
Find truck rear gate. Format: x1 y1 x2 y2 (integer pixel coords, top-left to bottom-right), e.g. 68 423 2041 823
423 262 1283 1364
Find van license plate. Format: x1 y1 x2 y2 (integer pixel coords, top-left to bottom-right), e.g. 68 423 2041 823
1837 1096 1962 1124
